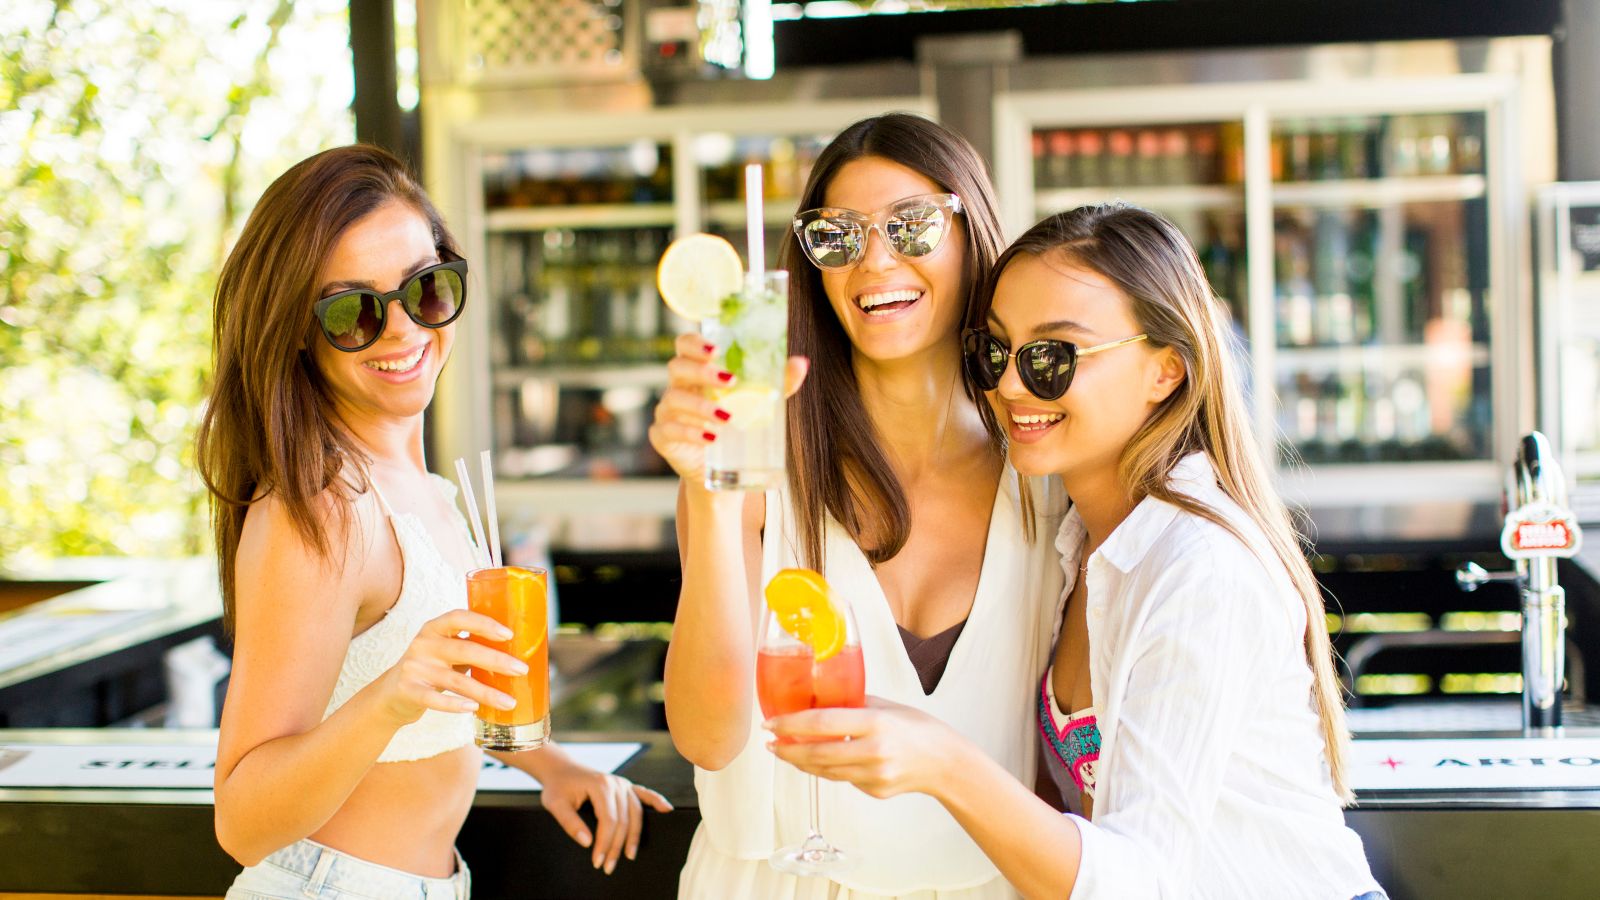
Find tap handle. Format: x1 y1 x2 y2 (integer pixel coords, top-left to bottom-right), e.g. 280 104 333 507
1455 561 1521 593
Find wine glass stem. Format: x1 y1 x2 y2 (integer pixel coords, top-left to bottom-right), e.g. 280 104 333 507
808 772 822 839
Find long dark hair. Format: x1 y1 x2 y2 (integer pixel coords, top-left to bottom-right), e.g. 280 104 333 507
977 203 1351 802
781 113 1007 570
195 144 459 633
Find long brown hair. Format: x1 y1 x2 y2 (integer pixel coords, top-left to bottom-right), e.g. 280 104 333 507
782 114 1007 569
980 203 1353 803
195 144 459 633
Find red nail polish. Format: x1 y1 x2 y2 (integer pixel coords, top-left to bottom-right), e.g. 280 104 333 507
703 431 718 442
714 408 731 421
716 370 734 382
703 342 716 355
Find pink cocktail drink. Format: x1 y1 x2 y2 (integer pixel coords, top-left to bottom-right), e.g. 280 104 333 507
757 644 866 743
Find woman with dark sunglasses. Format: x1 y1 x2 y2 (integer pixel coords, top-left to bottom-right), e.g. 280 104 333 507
195 145 668 899
648 114 1066 898
767 204 1384 899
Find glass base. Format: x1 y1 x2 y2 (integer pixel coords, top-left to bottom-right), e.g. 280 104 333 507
706 466 783 491
475 714 550 752
768 833 852 877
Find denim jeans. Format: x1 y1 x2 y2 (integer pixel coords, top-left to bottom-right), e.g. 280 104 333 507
225 838 470 900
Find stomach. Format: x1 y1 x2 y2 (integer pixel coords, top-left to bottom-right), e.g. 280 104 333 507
308 744 481 878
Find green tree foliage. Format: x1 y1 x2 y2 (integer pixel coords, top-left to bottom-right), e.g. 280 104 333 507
0 0 353 569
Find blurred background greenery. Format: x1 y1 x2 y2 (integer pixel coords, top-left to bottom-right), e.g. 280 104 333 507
0 0 355 570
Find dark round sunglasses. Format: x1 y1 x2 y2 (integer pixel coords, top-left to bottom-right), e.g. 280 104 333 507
962 328 1149 401
313 256 468 352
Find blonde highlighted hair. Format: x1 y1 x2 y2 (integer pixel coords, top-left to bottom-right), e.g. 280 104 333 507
981 203 1353 803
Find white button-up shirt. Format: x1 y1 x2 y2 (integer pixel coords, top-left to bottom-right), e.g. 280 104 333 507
1059 454 1382 899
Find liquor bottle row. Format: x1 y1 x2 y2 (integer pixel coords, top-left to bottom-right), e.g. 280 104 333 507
1272 208 1477 349
700 134 829 204
483 143 675 208
489 228 694 367
1276 367 1488 464
1273 114 1483 183
1029 113 1485 190
1031 125 1222 190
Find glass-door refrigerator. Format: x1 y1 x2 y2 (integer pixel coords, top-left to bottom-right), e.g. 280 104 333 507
1537 182 1600 523
995 80 1530 507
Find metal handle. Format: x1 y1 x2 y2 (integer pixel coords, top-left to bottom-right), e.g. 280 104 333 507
1454 561 1521 593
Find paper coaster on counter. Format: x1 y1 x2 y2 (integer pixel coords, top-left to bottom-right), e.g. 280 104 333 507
1352 737 1600 791
0 739 645 792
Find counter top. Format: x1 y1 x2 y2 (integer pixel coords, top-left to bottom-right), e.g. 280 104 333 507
0 729 698 897
5 727 1600 898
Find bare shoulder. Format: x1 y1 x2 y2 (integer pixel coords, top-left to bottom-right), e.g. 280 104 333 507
234 485 384 635
218 484 396 770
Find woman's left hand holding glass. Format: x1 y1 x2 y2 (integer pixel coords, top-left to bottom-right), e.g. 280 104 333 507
765 697 959 800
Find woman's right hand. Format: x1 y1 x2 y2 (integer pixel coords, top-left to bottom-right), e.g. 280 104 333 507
375 608 527 726
647 333 809 486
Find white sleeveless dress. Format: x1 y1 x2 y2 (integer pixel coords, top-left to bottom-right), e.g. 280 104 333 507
680 467 1066 899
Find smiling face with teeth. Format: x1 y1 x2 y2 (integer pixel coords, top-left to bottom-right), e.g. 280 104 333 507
310 200 455 428
818 157 967 366
986 252 1184 490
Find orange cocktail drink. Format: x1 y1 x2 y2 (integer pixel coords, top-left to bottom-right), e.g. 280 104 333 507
467 565 549 750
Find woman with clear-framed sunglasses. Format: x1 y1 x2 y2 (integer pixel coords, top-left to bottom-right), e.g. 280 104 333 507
195 145 668 899
768 204 1385 900
649 114 1067 899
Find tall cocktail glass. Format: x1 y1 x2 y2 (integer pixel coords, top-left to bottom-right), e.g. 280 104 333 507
756 578 864 876
703 270 788 491
466 565 550 751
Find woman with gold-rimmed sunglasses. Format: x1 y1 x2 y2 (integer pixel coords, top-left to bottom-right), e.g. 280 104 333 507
649 114 1067 899
769 204 1385 900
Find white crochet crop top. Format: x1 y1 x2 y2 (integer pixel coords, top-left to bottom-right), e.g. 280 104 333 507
321 474 477 762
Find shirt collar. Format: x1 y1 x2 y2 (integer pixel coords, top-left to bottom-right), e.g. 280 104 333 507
1071 452 1221 574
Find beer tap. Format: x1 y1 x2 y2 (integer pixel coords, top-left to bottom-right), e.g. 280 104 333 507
1455 432 1582 735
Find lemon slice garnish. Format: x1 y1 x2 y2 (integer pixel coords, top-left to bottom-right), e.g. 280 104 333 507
656 233 743 321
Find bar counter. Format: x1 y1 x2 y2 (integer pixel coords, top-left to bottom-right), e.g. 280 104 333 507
0 729 698 898
5 727 1600 898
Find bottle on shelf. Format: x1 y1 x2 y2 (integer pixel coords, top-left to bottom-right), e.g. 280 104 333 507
1218 121 1245 184
1047 130 1075 189
1281 119 1313 183
1274 214 1315 347
1104 129 1135 187
1133 128 1162 186
1190 125 1220 185
1158 127 1189 186
1032 131 1049 189
1075 129 1105 188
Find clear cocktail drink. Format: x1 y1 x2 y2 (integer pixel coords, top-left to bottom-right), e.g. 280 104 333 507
703 270 788 490
466 565 550 751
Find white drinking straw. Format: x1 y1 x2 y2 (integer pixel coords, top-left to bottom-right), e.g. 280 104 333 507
480 450 502 568
453 457 491 569
745 162 764 272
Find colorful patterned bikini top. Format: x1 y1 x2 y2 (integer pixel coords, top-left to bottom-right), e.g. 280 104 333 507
1038 668 1100 800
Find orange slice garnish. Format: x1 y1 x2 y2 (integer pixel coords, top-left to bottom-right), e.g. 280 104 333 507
764 568 847 661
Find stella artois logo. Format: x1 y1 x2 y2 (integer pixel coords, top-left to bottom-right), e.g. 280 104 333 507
1501 501 1582 559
